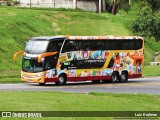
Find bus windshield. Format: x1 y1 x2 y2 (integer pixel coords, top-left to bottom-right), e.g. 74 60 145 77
25 40 49 54
22 57 44 73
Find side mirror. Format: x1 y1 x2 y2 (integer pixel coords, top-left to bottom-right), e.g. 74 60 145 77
14 51 24 61
38 51 57 63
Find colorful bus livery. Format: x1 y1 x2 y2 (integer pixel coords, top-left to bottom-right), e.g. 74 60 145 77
14 36 144 85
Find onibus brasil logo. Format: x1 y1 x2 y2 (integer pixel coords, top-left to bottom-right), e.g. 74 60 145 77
1 112 42 117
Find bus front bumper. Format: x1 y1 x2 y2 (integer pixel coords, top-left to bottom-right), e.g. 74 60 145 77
21 71 45 83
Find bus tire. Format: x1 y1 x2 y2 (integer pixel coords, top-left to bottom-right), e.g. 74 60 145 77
110 72 118 83
56 74 66 86
119 72 128 83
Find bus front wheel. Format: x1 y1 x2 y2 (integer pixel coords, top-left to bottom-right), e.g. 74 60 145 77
56 74 66 86
119 72 128 83
110 72 118 83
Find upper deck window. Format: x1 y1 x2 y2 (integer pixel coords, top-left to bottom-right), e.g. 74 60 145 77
62 38 143 53
25 40 49 54
47 41 63 52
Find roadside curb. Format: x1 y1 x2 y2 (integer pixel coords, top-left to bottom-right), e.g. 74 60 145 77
142 76 160 78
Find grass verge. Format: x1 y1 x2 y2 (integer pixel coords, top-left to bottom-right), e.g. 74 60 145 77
143 66 160 77
0 92 159 119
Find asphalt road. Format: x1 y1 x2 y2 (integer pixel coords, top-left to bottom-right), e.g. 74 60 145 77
0 77 160 94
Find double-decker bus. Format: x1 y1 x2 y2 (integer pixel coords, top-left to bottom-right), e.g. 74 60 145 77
14 36 144 85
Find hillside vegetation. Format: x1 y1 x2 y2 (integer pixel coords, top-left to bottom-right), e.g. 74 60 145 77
0 6 159 73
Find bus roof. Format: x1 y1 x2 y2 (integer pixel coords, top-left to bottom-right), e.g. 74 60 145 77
30 36 143 41
66 36 143 40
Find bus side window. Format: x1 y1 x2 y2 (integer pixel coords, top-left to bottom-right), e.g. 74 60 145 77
128 40 135 50
48 42 54 52
121 41 128 50
136 39 142 50
82 41 92 51
106 40 116 50
93 40 105 50
62 40 81 53
45 60 55 70
72 41 81 51
45 54 59 70
116 40 122 50
45 61 51 70
62 41 70 53
57 42 63 51
77 60 85 69
48 41 63 52
68 44 74 51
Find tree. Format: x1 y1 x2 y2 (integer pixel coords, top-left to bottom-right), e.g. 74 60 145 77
147 0 160 13
108 0 118 14
132 15 160 41
107 0 131 15
138 0 160 13
102 0 106 12
138 1 146 13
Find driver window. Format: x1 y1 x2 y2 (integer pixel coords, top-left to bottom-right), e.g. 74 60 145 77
45 61 51 70
48 42 56 52
45 59 57 70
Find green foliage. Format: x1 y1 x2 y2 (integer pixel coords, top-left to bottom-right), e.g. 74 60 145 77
137 0 160 13
132 14 160 41
145 37 160 51
146 0 160 13
144 37 160 65
106 0 131 14
117 0 131 13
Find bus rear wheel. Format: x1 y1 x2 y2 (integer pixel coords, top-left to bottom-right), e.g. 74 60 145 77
110 72 118 83
119 72 128 83
56 74 66 86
